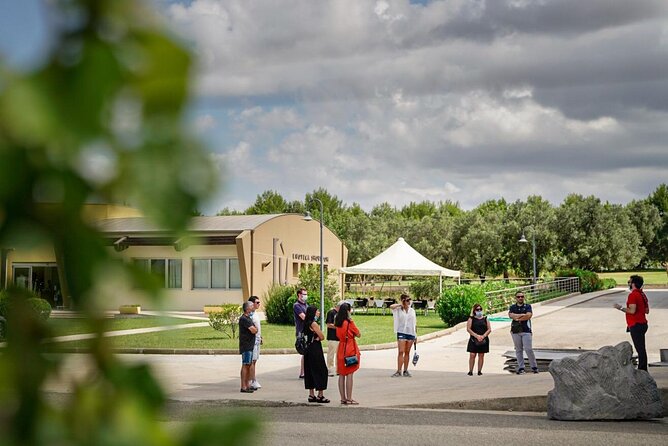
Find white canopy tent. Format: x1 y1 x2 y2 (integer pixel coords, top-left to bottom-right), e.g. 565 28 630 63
340 237 460 297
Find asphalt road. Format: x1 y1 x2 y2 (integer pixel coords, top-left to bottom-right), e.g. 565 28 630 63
163 403 668 446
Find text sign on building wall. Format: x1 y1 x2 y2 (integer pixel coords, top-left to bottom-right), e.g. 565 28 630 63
292 253 329 263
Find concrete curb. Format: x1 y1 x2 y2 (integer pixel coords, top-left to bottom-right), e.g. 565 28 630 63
398 388 668 417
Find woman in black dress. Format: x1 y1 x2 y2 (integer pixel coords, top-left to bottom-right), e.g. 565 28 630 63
303 305 330 403
466 303 491 376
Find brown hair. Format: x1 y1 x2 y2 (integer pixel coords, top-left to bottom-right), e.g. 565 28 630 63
470 303 483 317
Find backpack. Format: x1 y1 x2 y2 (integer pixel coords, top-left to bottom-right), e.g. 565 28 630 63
295 333 310 355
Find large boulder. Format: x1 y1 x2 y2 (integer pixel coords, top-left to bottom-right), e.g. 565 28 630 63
547 342 663 420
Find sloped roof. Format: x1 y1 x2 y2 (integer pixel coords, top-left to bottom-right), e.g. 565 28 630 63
340 237 460 277
96 214 284 234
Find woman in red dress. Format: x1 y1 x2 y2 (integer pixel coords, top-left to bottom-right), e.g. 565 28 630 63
335 303 361 405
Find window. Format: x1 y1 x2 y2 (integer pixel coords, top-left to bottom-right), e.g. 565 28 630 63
133 258 182 289
192 258 241 289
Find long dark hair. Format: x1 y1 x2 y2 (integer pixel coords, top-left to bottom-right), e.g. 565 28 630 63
303 305 318 333
334 303 351 327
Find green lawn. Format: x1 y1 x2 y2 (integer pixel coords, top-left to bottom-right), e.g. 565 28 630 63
51 312 446 350
598 270 667 285
48 315 203 337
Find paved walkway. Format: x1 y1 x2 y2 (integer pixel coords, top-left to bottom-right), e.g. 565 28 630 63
44 288 668 411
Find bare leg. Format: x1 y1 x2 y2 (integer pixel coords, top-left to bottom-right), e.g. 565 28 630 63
468 352 476 373
477 353 485 373
249 361 256 382
338 374 346 401
403 340 414 371
346 374 354 402
396 340 403 372
300 355 304 376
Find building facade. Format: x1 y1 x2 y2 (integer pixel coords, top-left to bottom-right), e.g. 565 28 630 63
2 208 348 311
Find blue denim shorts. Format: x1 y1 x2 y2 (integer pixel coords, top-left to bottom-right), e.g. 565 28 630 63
241 350 253 365
397 332 416 341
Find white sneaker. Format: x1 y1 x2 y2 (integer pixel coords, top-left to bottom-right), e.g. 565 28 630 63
251 380 261 389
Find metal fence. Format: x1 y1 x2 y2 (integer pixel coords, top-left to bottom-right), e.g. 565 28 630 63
484 277 580 314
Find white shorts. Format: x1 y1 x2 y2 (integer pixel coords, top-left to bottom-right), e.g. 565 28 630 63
252 343 260 361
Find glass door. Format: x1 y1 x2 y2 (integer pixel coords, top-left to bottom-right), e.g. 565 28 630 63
13 266 31 289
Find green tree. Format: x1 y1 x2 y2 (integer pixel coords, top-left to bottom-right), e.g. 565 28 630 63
503 196 558 278
245 190 289 214
555 195 642 270
452 206 505 278
625 199 662 267
647 184 668 272
0 1 252 445
400 201 437 220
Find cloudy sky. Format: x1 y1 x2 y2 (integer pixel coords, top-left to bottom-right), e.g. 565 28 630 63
2 0 668 213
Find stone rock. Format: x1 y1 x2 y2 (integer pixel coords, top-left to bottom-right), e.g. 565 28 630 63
547 342 663 420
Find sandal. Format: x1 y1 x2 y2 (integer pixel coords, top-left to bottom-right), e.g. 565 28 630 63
346 400 359 405
340 400 349 405
308 395 317 403
316 396 330 403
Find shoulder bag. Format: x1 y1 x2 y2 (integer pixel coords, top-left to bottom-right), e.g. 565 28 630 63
343 320 359 367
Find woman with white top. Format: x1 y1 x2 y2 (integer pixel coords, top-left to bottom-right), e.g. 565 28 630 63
389 294 417 377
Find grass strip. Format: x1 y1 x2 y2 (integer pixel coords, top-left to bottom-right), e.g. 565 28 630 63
52 312 446 350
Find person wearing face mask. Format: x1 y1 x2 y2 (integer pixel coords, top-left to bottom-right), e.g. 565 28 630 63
389 294 417 377
508 291 538 374
294 288 308 379
614 275 650 371
466 303 491 376
302 305 330 403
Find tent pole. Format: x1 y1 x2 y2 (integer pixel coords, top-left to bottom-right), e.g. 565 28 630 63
439 273 442 298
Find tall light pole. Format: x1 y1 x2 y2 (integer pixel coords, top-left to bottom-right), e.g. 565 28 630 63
303 197 325 331
519 230 537 285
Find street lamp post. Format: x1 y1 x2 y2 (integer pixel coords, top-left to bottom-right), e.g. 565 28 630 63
519 230 537 285
303 198 325 331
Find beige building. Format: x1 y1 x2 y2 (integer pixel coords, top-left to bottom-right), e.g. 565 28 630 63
2 208 348 311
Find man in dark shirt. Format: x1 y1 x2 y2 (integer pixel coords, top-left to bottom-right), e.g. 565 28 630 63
293 287 308 378
325 301 343 376
508 291 538 374
239 301 258 393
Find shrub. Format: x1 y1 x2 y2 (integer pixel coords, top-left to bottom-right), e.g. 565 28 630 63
409 277 440 300
208 304 243 339
264 284 296 325
297 264 338 306
557 269 603 293
0 289 51 321
0 289 9 320
601 278 617 289
436 284 485 327
26 298 52 321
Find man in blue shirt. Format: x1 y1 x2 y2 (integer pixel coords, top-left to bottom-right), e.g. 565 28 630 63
508 291 538 374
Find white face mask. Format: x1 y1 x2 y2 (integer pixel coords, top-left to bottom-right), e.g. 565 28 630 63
474 310 483 318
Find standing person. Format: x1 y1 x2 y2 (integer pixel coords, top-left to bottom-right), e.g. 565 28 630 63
293 287 308 379
335 303 361 405
302 305 330 403
466 303 491 376
239 301 258 393
508 291 538 374
325 301 343 377
614 275 650 371
389 294 417 377
248 296 262 390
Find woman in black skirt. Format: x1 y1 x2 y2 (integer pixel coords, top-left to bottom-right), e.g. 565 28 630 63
466 303 491 376
303 305 330 403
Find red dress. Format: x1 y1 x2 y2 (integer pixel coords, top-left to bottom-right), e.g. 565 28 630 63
336 319 360 375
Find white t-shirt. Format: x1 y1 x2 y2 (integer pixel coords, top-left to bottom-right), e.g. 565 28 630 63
251 311 261 344
392 306 417 336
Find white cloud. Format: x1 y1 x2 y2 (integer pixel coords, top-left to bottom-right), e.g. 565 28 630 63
162 1 668 213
